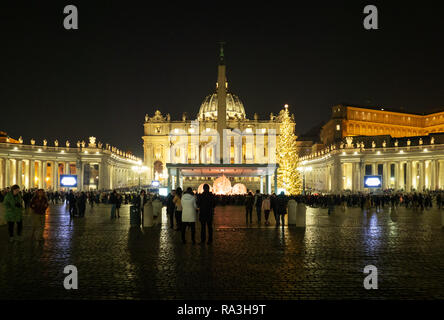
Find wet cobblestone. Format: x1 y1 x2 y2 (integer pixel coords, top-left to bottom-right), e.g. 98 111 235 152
0 203 443 300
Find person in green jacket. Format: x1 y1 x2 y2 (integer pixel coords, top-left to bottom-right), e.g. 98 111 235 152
4 185 24 242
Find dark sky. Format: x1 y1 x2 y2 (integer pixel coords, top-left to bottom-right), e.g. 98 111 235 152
1 1 443 157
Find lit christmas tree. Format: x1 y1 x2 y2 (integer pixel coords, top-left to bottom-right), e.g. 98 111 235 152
276 105 302 194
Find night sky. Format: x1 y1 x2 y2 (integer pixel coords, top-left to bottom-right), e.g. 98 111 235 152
1 1 443 157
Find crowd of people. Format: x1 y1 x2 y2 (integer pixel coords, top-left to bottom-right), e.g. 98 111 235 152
2 184 444 244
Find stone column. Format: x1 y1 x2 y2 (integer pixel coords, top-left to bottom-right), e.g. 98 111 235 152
372 163 377 176
357 162 362 192
382 162 389 189
274 167 278 194
29 159 35 189
419 160 425 191
53 161 58 190
64 162 69 174
1 158 5 189
98 162 105 190
77 161 83 191
260 176 264 193
265 174 270 194
394 162 400 190
16 160 22 188
336 159 343 192
39 161 44 189
406 161 412 191
167 168 172 192
5 159 10 188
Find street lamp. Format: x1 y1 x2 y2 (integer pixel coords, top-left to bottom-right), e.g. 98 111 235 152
297 166 312 195
132 164 148 191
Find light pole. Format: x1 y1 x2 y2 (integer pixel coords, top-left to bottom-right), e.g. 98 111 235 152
297 166 312 195
132 163 148 191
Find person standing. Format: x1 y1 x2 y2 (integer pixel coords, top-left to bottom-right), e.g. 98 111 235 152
276 191 288 228
244 192 254 224
4 185 24 242
173 187 183 231
116 193 122 218
77 192 87 217
166 190 176 229
180 187 197 244
66 190 76 217
197 184 215 244
261 195 271 225
133 190 147 224
30 189 49 241
109 190 118 219
254 190 263 225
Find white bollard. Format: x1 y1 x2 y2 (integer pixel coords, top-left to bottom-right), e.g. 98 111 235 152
296 203 306 227
152 199 163 225
143 201 154 227
287 199 297 225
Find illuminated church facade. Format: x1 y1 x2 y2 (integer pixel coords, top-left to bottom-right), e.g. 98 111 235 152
142 50 286 193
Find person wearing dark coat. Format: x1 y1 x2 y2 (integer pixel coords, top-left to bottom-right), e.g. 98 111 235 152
244 192 254 224
166 190 176 229
109 190 118 219
197 184 216 244
133 190 148 223
254 190 263 224
276 191 288 228
270 193 278 223
66 190 76 217
77 192 87 217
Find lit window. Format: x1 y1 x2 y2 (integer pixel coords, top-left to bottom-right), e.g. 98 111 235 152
246 128 253 133
336 124 340 131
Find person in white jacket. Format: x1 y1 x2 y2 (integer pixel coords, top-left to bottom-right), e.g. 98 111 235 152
180 187 198 244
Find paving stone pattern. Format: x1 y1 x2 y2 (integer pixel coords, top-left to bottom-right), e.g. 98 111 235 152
0 203 443 300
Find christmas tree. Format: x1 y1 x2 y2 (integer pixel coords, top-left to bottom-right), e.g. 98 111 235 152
276 105 302 194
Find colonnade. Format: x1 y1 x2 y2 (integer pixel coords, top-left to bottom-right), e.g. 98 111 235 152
0 158 74 190
305 158 444 193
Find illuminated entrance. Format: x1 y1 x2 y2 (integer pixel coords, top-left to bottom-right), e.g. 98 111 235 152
166 163 278 194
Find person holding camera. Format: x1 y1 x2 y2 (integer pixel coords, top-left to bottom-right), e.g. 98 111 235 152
4 185 24 242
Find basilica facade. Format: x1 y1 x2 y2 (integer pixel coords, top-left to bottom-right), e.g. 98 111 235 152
142 53 285 192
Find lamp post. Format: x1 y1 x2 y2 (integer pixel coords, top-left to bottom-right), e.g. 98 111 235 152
297 166 312 195
132 163 148 191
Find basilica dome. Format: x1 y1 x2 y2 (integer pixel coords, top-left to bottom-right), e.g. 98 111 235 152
197 92 246 120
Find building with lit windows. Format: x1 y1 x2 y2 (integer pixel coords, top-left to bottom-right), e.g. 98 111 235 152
142 50 284 193
0 134 142 191
297 106 444 193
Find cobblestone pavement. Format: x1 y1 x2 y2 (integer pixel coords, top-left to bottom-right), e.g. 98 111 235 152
0 203 443 300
